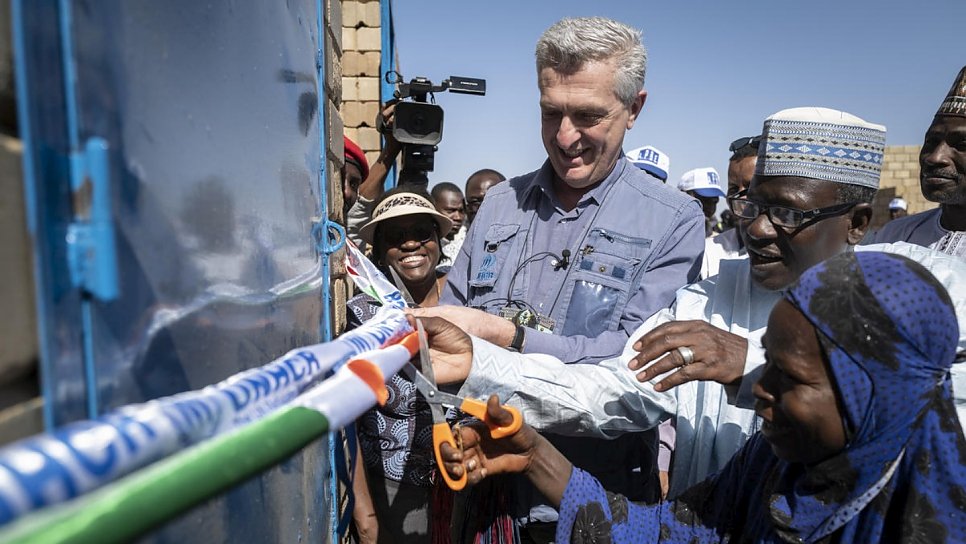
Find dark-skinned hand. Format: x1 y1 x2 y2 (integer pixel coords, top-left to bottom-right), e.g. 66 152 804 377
406 314 474 384
439 395 573 506
439 395 538 484
629 320 748 392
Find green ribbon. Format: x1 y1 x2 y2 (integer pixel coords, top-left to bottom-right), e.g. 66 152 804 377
0 406 329 544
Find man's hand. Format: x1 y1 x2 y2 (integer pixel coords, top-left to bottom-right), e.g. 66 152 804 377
409 315 473 385
628 320 748 392
359 101 402 201
410 306 516 348
376 101 401 153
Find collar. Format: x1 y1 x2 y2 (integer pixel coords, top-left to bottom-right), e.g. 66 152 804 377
528 156 628 210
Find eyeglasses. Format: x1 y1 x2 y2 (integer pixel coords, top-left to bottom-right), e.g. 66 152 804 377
729 135 762 153
381 224 437 246
465 198 484 212
727 191 858 230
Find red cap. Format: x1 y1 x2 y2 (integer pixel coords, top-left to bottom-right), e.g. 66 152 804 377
343 136 370 180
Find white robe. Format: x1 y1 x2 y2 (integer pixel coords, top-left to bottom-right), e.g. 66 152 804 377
701 228 744 279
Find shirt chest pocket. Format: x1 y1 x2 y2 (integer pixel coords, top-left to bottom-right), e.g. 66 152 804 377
468 223 521 290
561 228 651 337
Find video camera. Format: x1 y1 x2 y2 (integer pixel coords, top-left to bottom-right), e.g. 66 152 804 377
385 71 486 185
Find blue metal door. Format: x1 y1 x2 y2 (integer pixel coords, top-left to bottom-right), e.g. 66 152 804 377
14 0 335 540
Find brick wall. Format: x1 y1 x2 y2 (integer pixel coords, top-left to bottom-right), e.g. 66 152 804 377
323 0 350 338
341 0 384 169
335 0 387 336
322 3 356 540
870 145 938 228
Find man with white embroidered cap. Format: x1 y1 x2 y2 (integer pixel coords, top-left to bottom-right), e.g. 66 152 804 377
626 145 670 181
865 66 966 257
417 106 966 499
678 167 725 237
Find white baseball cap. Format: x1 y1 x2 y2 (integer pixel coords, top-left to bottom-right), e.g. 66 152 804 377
888 197 908 211
626 145 670 181
679 167 725 198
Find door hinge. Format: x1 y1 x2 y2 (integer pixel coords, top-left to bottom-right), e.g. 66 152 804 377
66 137 118 301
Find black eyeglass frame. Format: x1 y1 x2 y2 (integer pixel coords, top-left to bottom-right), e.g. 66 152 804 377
727 190 859 230
729 135 762 153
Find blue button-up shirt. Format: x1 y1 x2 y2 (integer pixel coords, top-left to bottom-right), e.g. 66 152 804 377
442 156 705 364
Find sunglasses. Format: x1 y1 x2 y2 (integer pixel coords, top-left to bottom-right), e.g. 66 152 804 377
729 135 762 153
727 190 857 230
380 223 438 246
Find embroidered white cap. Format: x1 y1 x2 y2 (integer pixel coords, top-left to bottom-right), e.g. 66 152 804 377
756 107 886 189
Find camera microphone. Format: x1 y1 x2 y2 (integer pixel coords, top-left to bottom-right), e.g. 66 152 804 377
555 249 571 271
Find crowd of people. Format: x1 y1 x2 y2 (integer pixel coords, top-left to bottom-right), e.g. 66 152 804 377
338 14 966 544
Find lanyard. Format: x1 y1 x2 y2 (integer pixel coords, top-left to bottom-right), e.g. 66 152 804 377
512 161 626 319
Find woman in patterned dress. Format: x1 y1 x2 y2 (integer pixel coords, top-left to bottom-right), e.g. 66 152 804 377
348 187 452 544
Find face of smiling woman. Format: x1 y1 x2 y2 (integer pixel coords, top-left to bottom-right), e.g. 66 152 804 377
375 214 441 292
753 299 847 465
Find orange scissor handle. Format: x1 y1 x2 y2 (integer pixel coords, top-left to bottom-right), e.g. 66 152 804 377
458 398 523 439
433 422 467 491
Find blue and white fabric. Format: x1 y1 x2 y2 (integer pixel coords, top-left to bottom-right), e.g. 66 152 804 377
756 107 886 189
555 251 966 543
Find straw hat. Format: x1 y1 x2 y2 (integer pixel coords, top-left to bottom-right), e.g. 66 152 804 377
359 192 453 245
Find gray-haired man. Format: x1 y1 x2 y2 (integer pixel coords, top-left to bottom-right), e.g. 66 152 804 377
414 16 705 541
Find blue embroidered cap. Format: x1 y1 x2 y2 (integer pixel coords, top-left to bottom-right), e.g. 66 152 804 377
756 107 886 189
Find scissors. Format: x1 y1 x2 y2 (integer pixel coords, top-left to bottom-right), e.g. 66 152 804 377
405 320 523 491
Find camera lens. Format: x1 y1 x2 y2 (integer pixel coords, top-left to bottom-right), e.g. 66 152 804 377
393 102 444 145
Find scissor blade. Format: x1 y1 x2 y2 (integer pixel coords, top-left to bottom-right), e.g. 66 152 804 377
416 320 437 386
389 267 416 306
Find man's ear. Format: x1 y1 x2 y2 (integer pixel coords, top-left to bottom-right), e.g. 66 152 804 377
846 203 873 245
626 89 647 130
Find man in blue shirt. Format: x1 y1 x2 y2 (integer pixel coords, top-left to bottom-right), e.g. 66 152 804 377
414 15 704 542
417 18 703 365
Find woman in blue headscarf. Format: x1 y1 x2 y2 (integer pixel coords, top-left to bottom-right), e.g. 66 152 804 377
438 251 966 543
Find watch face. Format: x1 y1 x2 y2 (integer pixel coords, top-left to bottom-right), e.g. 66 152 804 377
499 306 556 333
514 309 537 327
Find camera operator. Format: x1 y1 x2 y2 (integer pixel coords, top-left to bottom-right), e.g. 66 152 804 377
346 101 402 251
412 16 704 542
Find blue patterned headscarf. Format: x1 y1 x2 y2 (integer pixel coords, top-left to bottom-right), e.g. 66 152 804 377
773 251 966 542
